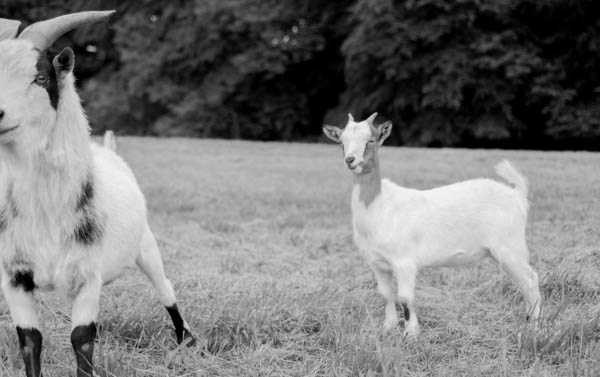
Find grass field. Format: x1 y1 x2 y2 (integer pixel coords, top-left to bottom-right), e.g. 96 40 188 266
1 138 600 376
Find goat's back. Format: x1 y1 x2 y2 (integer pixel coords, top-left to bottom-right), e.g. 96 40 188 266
365 178 529 266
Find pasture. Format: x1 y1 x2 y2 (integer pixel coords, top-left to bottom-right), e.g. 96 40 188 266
1 138 599 376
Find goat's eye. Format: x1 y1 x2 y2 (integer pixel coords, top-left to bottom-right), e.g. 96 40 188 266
34 75 48 85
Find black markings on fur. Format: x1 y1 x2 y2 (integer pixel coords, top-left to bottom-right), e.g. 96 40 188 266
401 303 410 321
165 304 195 346
73 177 103 245
16 327 43 377
35 50 59 110
11 270 35 292
71 323 97 377
396 302 410 321
0 208 6 233
9 199 18 218
76 179 94 211
74 216 102 245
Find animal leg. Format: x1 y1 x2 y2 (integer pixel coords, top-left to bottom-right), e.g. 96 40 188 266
1 269 43 377
136 223 195 346
392 262 419 338
371 264 398 331
492 245 541 321
70 276 102 377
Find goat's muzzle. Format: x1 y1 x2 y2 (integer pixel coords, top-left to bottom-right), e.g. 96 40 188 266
0 124 18 136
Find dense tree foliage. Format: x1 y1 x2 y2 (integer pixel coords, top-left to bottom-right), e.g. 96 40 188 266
82 0 351 140
2 0 600 148
342 0 600 148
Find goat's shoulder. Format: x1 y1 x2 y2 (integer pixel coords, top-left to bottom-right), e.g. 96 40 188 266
379 178 427 210
381 178 419 196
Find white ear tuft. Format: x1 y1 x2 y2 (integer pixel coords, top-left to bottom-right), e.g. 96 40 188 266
0 19 21 41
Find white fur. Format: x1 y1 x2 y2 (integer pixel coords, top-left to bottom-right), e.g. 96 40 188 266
0 39 182 330
103 130 117 152
327 115 542 337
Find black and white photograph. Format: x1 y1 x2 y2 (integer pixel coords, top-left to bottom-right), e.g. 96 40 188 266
0 1 599 376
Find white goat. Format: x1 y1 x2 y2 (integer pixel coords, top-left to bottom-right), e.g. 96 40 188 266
323 113 541 337
0 12 194 377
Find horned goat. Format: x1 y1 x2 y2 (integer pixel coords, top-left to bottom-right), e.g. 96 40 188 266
323 113 541 337
0 12 194 377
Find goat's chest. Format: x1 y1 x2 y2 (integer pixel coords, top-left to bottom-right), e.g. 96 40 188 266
351 200 389 261
0 202 85 294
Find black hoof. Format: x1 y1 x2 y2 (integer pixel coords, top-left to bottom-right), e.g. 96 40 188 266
177 328 196 347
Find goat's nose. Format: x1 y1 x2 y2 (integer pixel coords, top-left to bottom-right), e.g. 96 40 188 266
345 156 355 164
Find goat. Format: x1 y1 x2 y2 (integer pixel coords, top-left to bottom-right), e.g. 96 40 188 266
0 12 194 377
323 113 541 337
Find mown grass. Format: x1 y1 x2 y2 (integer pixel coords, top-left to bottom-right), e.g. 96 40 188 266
1 138 599 376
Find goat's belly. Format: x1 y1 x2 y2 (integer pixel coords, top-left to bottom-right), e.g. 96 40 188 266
32 256 92 296
424 247 490 267
11 248 133 298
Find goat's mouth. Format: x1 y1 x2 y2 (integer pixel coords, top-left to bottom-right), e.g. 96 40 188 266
0 125 18 136
347 162 364 173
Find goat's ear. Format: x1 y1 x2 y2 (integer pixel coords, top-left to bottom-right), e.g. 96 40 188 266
377 121 392 145
323 125 342 143
0 19 21 41
53 47 75 77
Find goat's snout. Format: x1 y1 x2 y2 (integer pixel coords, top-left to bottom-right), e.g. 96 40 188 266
345 156 355 164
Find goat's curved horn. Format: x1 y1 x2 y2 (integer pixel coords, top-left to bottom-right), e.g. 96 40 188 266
366 112 378 124
0 19 21 40
19 10 115 51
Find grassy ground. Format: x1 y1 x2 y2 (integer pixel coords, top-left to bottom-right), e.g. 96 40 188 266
1 138 599 376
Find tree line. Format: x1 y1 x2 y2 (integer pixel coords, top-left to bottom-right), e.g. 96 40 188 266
4 0 600 149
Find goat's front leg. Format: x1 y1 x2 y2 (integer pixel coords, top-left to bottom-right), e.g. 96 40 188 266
1 268 43 377
70 276 102 377
392 262 419 338
371 264 398 332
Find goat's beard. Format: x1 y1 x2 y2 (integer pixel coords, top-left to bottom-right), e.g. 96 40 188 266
356 159 376 174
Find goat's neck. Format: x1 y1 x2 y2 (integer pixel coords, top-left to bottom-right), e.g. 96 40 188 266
353 153 382 208
4 83 92 216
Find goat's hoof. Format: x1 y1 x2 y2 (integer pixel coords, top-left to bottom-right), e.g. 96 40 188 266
177 329 196 347
402 323 420 339
382 321 397 333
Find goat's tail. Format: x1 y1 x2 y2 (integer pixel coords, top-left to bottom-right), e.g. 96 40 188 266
103 130 117 152
495 160 529 211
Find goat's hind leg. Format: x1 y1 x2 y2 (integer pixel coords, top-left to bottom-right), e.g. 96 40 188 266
136 224 195 346
1 268 43 377
492 244 541 321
